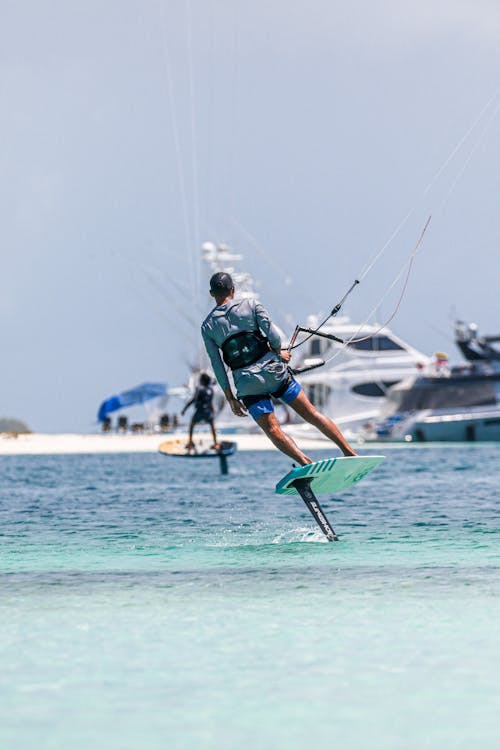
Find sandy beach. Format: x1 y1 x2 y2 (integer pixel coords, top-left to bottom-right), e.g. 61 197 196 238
0 431 335 455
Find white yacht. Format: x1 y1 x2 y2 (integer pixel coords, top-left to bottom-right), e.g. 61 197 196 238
194 242 430 435
286 316 430 438
372 322 500 442
96 242 430 436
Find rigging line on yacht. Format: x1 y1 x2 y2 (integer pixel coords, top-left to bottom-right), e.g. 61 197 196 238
157 0 197 310
141 266 199 330
223 3 241 235
229 217 309 328
185 0 201 300
230 217 291 283
204 0 216 239
115 252 198 333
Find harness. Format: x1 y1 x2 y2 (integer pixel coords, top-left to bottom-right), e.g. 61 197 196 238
221 330 270 370
240 370 293 409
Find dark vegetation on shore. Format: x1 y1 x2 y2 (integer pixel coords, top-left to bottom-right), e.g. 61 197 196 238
0 418 31 434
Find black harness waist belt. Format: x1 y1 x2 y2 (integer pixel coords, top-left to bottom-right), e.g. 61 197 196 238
240 370 294 409
221 330 270 370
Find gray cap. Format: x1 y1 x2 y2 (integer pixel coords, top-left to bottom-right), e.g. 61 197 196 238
210 272 233 294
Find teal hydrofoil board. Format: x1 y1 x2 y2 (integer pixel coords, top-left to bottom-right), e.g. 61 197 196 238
276 455 385 496
158 439 237 475
276 456 385 541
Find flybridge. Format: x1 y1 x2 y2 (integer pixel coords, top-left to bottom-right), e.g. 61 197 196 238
201 242 258 302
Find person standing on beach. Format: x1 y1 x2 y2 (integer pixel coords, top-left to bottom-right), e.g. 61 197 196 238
201 272 357 466
181 372 220 451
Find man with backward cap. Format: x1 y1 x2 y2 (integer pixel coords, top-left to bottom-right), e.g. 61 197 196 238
201 272 357 466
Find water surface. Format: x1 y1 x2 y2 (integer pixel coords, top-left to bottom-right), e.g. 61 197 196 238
1 446 499 749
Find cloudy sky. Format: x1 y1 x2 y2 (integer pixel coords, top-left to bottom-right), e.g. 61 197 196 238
1 0 499 432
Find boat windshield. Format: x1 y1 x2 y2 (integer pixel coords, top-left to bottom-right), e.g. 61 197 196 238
347 335 404 352
385 377 497 414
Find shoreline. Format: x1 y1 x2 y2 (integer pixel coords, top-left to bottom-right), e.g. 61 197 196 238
0 431 334 456
0 431 473 456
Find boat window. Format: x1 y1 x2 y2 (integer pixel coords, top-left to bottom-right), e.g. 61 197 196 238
348 336 404 351
304 384 331 409
352 381 399 397
392 378 497 411
310 338 322 356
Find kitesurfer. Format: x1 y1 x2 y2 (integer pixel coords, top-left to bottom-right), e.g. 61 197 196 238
181 372 220 451
201 272 357 466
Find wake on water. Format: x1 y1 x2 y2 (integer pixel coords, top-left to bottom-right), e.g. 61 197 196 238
205 525 329 547
272 527 330 544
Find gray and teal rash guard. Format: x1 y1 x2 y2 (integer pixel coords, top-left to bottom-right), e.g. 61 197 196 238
201 298 288 398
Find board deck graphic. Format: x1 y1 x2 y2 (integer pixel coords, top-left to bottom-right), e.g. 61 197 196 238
276 455 385 496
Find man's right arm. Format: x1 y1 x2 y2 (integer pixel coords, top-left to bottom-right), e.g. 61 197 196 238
222 387 247 417
201 329 230 392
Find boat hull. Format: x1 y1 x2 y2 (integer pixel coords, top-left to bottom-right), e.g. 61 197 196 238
377 406 500 442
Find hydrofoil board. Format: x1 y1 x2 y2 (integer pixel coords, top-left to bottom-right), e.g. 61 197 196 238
276 455 385 541
159 438 237 459
276 455 385 496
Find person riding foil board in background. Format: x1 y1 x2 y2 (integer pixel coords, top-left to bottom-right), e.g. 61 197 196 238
181 372 220 452
201 272 357 466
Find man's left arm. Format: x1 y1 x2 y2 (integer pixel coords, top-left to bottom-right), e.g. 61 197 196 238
254 302 291 362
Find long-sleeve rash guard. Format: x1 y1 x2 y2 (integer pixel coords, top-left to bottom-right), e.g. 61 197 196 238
201 298 288 398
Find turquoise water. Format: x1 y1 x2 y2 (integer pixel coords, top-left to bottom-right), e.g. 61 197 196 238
1 446 500 749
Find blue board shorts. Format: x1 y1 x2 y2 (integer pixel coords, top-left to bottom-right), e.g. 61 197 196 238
240 373 302 421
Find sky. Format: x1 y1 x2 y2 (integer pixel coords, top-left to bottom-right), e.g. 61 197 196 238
1 0 499 432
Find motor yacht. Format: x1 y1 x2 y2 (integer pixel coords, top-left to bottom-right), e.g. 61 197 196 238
372 321 500 442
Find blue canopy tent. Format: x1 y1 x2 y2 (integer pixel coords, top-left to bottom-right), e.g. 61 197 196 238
97 382 167 423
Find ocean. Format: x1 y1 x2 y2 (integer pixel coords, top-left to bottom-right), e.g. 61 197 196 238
1 445 500 749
